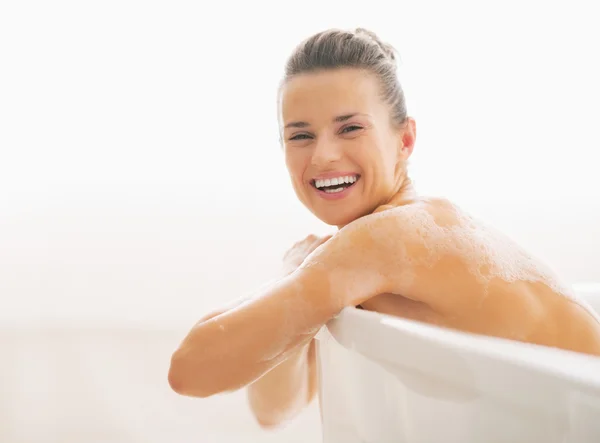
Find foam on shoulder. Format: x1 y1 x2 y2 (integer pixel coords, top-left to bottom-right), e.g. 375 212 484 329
359 200 575 299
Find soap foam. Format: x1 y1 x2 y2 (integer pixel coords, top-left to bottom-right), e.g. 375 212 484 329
217 200 599 379
358 200 576 302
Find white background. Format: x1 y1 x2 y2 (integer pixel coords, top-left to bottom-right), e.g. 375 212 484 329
1 0 599 442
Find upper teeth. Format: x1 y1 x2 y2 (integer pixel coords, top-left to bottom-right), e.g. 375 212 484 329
314 175 358 189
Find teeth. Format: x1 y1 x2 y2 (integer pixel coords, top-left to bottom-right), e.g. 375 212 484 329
314 175 358 189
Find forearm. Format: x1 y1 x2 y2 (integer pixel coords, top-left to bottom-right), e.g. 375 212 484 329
168 268 338 398
247 339 317 427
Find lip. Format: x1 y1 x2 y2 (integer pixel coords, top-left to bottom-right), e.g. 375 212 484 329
310 174 361 201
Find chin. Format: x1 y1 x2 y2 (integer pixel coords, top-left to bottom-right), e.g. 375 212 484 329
295 180 376 227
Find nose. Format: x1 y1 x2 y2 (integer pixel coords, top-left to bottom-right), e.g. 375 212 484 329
311 137 342 168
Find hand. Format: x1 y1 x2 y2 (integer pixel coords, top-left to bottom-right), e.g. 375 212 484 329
282 234 332 275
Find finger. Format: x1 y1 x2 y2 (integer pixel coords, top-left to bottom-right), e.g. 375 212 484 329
315 234 333 245
305 234 318 243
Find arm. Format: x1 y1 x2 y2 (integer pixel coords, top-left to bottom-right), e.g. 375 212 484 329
245 235 326 427
246 339 317 427
167 266 339 398
178 278 320 426
167 213 400 398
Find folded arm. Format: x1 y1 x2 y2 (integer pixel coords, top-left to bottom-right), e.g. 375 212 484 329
167 211 401 399
168 265 336 397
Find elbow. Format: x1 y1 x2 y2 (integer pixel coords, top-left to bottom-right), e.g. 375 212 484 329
247 386 313 430
247 399 288 429
253 414 285 430
167 351 219 398
248 400 306 430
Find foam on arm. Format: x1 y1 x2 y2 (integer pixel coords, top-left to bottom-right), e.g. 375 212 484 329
168 266 342 397
167 211 407 398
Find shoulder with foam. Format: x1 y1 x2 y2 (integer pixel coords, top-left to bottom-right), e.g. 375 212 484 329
304 200 452 270
337 201 433 245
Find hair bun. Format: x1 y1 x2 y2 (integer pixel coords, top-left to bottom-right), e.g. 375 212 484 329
354 28 397 62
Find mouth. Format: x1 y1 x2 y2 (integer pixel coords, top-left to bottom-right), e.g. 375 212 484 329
311 174 360 195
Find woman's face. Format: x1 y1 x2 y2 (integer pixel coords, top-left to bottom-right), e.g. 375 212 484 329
280 68 415 227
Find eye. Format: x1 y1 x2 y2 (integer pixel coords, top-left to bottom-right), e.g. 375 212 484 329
289 133 313 141
340 125 362 134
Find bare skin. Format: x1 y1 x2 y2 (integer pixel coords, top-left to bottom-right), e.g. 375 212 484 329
247 235 326 427
168 68 600 428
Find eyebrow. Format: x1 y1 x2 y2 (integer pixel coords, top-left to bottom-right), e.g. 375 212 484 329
284 113 365 129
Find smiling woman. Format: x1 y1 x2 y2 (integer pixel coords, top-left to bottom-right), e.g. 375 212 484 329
168 27 600 429
285 116 362 200
280 61 415 227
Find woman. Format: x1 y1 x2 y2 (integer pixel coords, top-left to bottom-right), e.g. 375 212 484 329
168 28 600 427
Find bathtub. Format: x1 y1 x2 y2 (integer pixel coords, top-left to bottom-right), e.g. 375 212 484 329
316 286 600 443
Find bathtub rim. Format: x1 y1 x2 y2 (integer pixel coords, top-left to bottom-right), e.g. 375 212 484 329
320 301 600 398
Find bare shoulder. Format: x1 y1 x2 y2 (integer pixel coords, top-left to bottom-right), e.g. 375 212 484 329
295 198 456 308
299 196 463 278
294 196 600 354
331 196 463 252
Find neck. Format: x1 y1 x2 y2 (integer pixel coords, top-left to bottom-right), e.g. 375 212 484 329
385 176 417 208
335 176 418 230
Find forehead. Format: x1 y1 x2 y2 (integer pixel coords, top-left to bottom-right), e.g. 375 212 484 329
280 68 386 123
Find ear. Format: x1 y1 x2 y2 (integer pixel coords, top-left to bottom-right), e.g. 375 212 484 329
397 117 416 160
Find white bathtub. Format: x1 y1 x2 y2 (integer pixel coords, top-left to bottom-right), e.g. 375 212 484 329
316 287 600 443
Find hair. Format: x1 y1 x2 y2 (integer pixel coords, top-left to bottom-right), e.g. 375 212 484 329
281 28 408 126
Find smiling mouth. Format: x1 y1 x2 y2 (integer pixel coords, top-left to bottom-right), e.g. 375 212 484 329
311 174 360 194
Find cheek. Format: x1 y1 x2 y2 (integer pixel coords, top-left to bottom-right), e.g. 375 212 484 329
377 139 400 175
285 150 309 185
353 141 389 175
362 144 398 188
